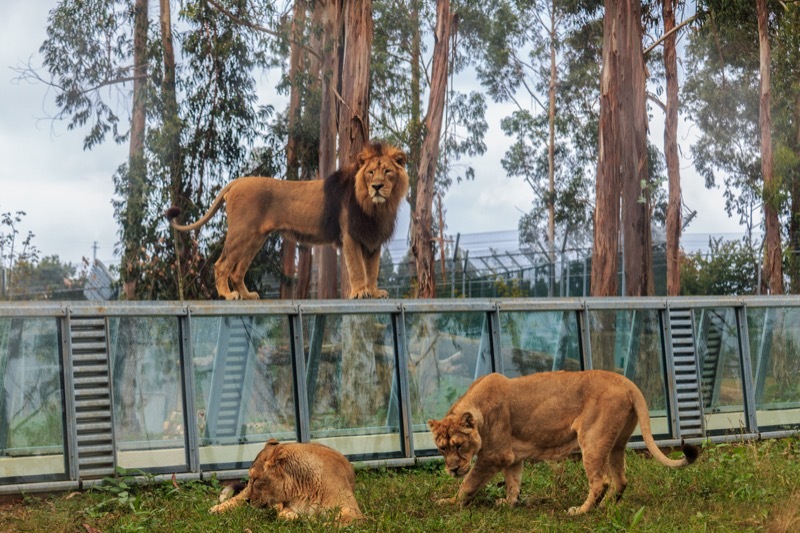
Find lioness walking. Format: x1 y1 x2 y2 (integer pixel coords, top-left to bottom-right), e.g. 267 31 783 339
428 370 699 515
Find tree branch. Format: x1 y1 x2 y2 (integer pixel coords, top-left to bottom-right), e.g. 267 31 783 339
206 0 321 61
643 12 702 57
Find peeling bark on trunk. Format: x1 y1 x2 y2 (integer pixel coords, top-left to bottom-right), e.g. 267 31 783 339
619 0 653 297
411 0 452 299
591 0 621 299
663 0 682 296
337 0 373 299
314 0 342 299
757 0 783 295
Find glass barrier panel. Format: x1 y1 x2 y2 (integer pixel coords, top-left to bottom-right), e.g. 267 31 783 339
694 308 747 435
0 317 66 482
302 314 400 460
109 317 187 472
748 307 800 432
500 311 581 377
588 309 671 439
405 312 492 453
192 316 297 469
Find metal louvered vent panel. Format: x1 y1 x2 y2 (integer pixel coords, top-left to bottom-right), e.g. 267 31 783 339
69 316 115 479
205 317 254 442
668 309 705 439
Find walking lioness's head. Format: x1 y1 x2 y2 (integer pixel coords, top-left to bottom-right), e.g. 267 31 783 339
428 412 482 478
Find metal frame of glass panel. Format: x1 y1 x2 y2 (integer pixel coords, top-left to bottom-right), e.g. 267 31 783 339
2 296 800 494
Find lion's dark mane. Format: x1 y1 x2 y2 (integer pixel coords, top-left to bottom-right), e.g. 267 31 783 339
321 142 400 253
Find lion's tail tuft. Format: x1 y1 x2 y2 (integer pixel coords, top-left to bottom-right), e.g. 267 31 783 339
165 206 182 221
681 442 700 465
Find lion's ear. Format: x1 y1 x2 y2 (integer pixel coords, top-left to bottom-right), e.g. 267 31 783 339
460 412 476 429
356 149 370 168
264 438 280 449
394 151 407 168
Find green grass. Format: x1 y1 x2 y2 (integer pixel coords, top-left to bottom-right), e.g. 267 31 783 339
2 439 800 532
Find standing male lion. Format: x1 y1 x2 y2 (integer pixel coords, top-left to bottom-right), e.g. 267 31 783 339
167 141 408 300
427 370 699 515
209 439 363 524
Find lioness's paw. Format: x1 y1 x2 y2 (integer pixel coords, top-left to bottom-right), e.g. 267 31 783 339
223 291 241 301
436 497 457 505
495 497 517 507
209 504 222 514
372 289 389 299
567 506 585 516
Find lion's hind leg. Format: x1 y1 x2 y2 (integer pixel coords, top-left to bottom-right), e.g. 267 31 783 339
569 432 616 515
227 232 268 300
213 252 238 300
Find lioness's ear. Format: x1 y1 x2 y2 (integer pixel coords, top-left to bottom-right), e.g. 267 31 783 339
394 151 407 168
460 412 476 429
264 438 280 449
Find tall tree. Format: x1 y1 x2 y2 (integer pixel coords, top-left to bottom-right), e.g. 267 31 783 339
757 0 782 294
662 0 682 296
410 0 454 298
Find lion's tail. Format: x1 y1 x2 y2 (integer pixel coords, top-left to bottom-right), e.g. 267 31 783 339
630 387 699 468
165 181 234 232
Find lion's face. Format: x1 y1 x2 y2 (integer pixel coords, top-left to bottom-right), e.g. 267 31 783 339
428 412 482 478
354 144 409 208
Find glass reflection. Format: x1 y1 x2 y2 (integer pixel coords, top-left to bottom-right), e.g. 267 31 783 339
192 316 296 468
302 314 400 459
405 312 492 452
694 308 747 434
588 309 670 438
748 307 800 431
109 317 185 471
500 311 581 377
0 317 65 481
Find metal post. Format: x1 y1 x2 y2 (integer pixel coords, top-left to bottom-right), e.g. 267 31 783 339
735 306 759 433
290 312 310 442
660 307 680 439
178 313 200 473
392 308 415 458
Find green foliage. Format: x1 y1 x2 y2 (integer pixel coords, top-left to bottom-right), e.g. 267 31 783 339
680 238 759 295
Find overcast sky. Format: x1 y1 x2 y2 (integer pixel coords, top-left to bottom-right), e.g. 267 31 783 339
1 2 747 269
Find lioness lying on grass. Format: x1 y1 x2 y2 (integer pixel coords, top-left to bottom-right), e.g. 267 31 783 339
209 439 363 524
428 370 699 515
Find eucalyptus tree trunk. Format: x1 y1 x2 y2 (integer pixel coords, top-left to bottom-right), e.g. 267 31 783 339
411 0 452 298
280 0 306 300
663 0 682 296
160 0 189 300
757 0 783 295
619 0 653 297
122 0 149 300
337 0 373 299
546 0 557 297
314 0 342 299
591 0 621 300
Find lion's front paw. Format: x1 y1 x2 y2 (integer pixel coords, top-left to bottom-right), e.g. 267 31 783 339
495 497 517 507
209 504 222 514
436 497 457 505
222 291 241 301
567 506 585 516
372 288 389 299
349 288 372 299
